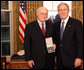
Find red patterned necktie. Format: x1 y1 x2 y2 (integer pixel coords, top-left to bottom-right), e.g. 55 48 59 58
42 23 45 36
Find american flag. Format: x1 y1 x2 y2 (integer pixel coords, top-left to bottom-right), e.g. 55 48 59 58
19 1 27 43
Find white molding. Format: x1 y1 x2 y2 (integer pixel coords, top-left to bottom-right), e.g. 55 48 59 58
1 1 13 57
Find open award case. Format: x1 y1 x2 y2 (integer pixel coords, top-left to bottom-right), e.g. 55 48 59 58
45 37 55 53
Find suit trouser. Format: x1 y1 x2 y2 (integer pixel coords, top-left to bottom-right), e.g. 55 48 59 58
31 54 55 69
57 59 80 69
45 55 55 69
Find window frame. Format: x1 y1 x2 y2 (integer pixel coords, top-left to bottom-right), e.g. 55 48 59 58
1 1 13 57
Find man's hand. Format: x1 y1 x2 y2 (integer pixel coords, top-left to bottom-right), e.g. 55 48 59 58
26 60 34 68
53 44 56 50
74 58 82 68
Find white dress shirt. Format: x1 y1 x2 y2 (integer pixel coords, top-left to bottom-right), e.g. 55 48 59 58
60 16 69 31
37 19 46 31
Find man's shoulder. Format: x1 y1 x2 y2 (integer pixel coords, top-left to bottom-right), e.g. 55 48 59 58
46 20 54 27
26 20 37 26
69 17 82 24
69 17 83 28
53 20 61 26
46 20 53 24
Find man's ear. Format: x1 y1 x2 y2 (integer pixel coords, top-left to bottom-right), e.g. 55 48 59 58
68 9 70 12
36 12 38 17
37 13 38 17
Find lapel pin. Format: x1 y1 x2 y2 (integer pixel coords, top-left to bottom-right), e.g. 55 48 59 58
68 25 71 27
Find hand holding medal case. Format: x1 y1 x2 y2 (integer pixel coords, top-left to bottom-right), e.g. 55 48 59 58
45 37 55 53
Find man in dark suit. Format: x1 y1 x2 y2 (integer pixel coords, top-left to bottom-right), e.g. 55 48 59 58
24 7 56 69
53 3 83 69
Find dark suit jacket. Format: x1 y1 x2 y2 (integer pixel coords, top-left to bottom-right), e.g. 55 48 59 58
53 17 83 66
24 20 55 69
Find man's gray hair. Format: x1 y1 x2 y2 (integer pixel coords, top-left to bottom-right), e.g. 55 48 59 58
57 2 69 11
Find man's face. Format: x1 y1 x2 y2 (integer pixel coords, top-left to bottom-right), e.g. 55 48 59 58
58 5 69 20
37 8 48 23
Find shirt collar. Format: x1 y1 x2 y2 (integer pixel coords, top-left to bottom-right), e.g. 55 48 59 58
61 16 69 23
37 19 46 30
37 19 45 25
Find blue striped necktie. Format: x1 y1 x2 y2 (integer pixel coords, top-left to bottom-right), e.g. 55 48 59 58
60 22 65 40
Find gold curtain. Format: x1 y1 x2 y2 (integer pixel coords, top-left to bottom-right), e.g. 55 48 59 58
12 1 43 54
12 1 20 54
26 1 43 23
72 1 83 69
72 1 83 24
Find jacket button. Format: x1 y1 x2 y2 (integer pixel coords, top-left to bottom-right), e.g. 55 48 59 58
60 44 62 47
44 51 45 53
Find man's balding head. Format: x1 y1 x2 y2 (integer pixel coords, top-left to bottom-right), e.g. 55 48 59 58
36 7 48 23
37 7 48 15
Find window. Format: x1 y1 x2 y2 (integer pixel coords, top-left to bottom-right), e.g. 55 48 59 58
1 1 12 56
43 1 72 20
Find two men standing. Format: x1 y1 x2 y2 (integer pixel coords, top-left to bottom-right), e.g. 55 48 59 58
24 3 83 69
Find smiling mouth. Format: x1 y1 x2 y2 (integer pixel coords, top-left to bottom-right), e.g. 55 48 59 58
61 14 65 15
41 19 44 20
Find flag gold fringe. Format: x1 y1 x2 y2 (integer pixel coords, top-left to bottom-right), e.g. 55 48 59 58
19 35 24 43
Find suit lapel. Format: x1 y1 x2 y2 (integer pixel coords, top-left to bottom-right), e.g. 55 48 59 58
45 21 48 37
58 21 61 40
34 20 45 37
62 17 72 39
